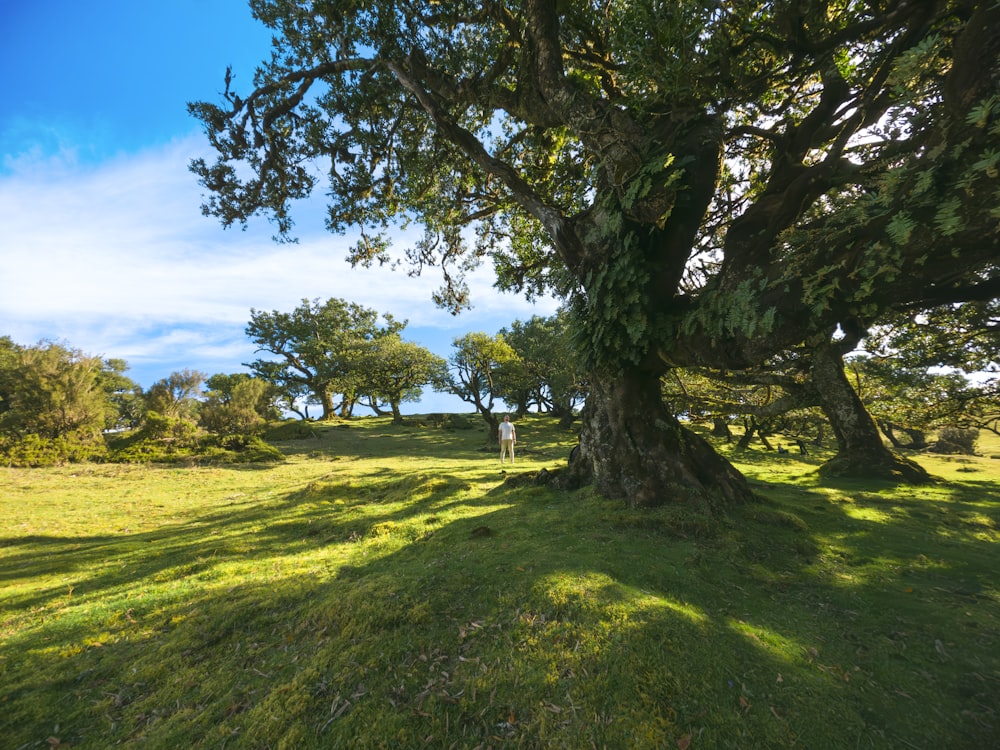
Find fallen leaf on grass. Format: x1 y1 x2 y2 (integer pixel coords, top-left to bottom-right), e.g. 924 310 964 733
677 734 692 749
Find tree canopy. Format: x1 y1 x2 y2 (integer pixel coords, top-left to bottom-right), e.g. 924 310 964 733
191 0 1000 507
435 332 519 437
245 297 404 420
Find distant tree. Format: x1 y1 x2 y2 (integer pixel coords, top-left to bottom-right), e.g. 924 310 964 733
98 358 145 431
200 375 275 439
435 333 519 438
499 311 586 424
357 337 446 424
664 356 823 449
0 342 110 445
245 298 404 420
850 355 1000 446
146 370 206 421
0 336 22 418
834 300 1000 447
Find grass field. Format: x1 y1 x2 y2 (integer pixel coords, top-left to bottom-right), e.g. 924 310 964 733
1 416 998 749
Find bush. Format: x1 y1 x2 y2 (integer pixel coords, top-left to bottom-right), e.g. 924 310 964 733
930 426 978 455
0 433 108 467
200 435 284 463
264 420 319 441
138 411 201 446
108 431 284 465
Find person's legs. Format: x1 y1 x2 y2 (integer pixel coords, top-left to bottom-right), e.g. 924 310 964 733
500 438 513 463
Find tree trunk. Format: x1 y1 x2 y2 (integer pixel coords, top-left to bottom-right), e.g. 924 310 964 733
318 388 334 421
390 400 403 424
569 369 754 510
338 390 357 419
810 341 931 483
737 418 758 450
711 418 732 441
878 419 905 450
484 412 500 446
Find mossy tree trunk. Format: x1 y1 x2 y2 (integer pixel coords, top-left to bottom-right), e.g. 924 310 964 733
569 369 755 510
810 339 931 483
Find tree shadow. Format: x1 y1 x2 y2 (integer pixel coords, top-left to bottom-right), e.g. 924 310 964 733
2 453 997 748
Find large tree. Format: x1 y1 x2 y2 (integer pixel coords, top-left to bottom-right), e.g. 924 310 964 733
499 311 586 423
245 297 404 419
435 332 519 438
356 336 446 423
191 1 999 508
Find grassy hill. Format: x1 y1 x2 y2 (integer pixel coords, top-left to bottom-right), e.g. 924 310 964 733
2 416 998 748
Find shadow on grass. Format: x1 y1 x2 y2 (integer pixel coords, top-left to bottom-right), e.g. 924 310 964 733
0 466 489 611
2 437 998 748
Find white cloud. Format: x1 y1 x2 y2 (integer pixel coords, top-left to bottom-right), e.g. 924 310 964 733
0 135 558 388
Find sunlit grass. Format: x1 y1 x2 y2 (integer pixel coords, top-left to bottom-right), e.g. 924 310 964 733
2 415 998 748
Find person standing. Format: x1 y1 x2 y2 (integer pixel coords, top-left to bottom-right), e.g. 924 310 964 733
498 414 517 464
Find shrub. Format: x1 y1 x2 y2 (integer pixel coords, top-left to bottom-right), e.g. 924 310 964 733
930 426 978 455
0 433 107 467
264 420 318 441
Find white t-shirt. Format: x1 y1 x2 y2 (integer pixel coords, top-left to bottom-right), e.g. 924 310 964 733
498 421 516 441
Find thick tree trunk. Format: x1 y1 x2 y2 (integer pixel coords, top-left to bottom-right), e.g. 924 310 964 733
318 388 334 421
878 419 905 450
737 418 758 450
569 369 754 510
810 341 931 483
711 418 732 442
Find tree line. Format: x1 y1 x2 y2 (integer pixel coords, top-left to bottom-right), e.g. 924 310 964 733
2 295 996 468
0 299 584 465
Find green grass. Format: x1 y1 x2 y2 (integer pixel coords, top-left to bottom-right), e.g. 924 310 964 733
2 416 998 748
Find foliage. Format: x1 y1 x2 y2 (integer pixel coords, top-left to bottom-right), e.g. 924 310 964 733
434 332 519 433
107 411 284 465
850 355 1000 440
930 426 979 455
0 341 118 466
865 302 999 373
200 373 279 438
0 342 110 440
98 357 145 431
498 310 585 419
0 335 21 417
0 431 108 467
145 369 206 420
2 418 998 748
355 336 446 423
245 297 404 420
0 339 288 467
190 0 998 369
264 418 320 441
189 0 1000 504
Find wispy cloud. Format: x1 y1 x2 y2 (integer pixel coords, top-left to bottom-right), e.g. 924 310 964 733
0 135 557 388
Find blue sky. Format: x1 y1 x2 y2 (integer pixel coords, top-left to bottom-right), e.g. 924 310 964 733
0 1 555 413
